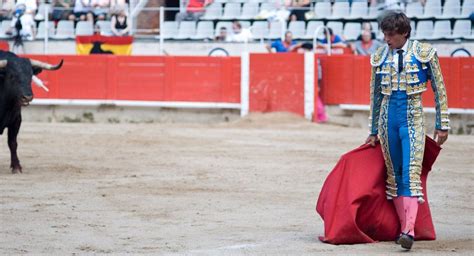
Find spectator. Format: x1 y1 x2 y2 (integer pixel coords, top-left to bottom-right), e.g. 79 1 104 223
356 22 376 40
226 20 252 43
285 0 310 21
175 0 213 23
6 3 36 41
110 7 130 36
317 27 347 48
352 29 382 55
92 0 109 21
266 31 301 53
51 0 75 22
0 0 15 21
72 0 94 22
214 26 227 42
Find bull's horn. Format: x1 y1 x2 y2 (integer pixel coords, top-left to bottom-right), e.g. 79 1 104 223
32 75 49 92
30 59 63 70
0 60 7 68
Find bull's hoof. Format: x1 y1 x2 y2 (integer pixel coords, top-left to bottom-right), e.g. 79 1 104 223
11 168 22 174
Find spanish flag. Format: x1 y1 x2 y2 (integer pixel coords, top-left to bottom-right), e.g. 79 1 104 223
76 35 133 55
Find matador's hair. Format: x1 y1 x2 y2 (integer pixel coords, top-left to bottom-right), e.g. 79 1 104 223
380 11 412 39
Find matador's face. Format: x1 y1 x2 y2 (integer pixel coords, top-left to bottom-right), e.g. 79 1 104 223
383 30 409 50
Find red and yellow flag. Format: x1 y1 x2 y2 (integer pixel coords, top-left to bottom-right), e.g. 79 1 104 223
76 35 133 55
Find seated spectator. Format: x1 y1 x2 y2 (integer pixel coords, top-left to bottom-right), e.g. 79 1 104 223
6 3 36 40
351 30 382 55
356 22 376 40
175 0 213 23
0 0 15 21
72 0 94 22
226 20 252 43
317 27 347 48
266 31 301 53
51 0 75 22
285 0 310 21
214 26 227 42
110 7 130 36
92 0 109 21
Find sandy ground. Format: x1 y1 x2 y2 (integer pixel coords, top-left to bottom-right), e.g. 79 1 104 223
0 113 473 255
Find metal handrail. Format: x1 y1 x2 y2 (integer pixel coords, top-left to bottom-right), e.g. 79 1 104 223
313 25 331 56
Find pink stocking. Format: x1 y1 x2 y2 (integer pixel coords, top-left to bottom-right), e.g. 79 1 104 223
393 197 405 232
316 95 328 123
402 196 419 237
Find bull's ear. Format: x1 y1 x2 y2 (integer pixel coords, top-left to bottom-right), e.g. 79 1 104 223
0 60 7 68
32 67 43 75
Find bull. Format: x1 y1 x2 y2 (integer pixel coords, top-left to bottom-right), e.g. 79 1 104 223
0 50 63 173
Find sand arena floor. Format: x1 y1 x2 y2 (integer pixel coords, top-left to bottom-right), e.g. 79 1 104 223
0 113 473 255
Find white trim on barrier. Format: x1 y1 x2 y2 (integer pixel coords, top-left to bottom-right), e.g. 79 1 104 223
304 52 315 121
340 104 474 114
31 99 241 109
241 52 250 116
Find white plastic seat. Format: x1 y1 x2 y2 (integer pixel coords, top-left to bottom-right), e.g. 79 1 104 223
329 2 350 20
414 21 434 40
441 0 461 18
222 3 241 19
260 2 277 12
52 20 75 39
240 21 251 28
200 3 222 20
75 21 94 36
422 0 442 18
0 20 12 39
36 21 55 39
314 2 331 19
348 2 368 19
288 21 305 39
326 21 343 37
405 2 424 18
461 0 474 18
159 21 178 39
343 22 361 41
450 20 472 39
191 21 214 40
368 6 380 19
97 20 112 36
410 21 416 39
304 21 324 39
430 20 451 39
250 21 269 40
266 21 284 39
240 3 259 19
173 21 196 40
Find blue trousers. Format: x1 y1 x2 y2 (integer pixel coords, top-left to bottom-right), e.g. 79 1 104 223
379 91 425 198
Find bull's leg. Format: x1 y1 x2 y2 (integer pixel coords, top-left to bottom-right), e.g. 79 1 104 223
8 115 22 174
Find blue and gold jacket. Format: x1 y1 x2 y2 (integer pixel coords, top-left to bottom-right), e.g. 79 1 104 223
369 40 450 135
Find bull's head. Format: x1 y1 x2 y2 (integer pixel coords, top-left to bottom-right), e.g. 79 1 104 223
0 58 63 106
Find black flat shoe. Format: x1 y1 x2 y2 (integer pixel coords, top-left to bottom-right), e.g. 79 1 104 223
395 234 402 244
399 233 414 250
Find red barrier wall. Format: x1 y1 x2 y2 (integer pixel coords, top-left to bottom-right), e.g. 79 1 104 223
319 55 473 109
25 55 241 103
249 53 305 116
22 54 474 111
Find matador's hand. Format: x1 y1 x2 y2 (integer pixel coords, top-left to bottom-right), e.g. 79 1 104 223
365 135 379 147
434 130 448 146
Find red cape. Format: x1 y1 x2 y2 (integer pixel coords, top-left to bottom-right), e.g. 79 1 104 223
316 136 441 244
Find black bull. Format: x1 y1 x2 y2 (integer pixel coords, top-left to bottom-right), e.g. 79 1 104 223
0 51 63 173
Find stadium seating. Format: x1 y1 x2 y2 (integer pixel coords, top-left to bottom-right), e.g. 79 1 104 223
52 20 75 39
36 21 55 39
201 3 222 20
304 21 324 40
75 21 94 36
343 22 361 41
240 3 259 19
173 21 196 40
0 20 12 39
288 21 305 39
450 19 472 39
414 20 434 40
192 21 214 40
430 20 452 39
221 3 241 20
97 20 113 36
251 21 269 40
267 21 284 39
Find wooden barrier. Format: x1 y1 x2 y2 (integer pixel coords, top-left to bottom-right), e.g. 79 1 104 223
23 54 474 113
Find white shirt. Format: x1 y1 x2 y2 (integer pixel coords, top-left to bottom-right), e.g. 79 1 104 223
392 40 409 72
